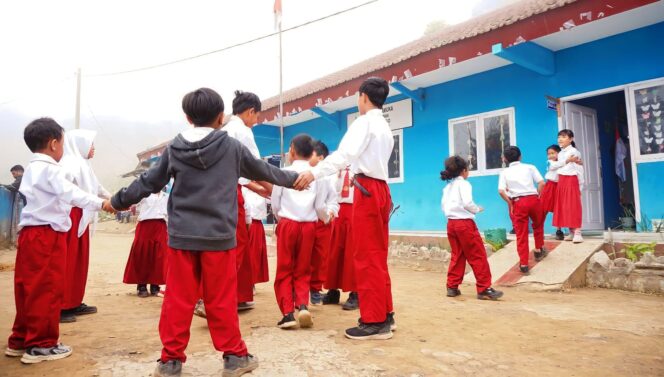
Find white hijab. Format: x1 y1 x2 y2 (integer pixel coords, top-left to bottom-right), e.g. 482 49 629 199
61 129 103 237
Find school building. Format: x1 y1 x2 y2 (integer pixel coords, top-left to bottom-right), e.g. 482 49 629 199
253 0 664 235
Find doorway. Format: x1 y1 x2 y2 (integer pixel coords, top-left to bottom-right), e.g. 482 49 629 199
562 91 636 231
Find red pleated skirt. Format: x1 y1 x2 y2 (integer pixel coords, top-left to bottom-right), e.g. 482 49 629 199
540 180 558 214
249 219 269 284
552 175 582 229
123 219 168 285
324 203 356 292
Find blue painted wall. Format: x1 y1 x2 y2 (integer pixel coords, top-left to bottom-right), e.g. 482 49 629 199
636 162 664 228
257 22 664 232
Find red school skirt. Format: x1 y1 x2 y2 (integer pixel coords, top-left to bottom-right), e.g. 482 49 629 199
552 175 582 229
540 180 558 214
123 219 168 285
248 219 269 284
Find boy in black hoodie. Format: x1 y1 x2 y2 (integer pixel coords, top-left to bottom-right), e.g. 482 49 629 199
111 88 301 377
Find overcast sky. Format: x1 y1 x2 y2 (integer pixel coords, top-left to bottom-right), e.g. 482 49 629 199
0 0 511 189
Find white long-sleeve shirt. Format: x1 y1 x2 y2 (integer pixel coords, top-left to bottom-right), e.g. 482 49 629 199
336 167 354 204
19 154 104 232
544 160 559 182
318 175 339 224
441 177 481 220
137 192 168 221
223 115 261 185
272 160 327 222
549 145 581 176
498 161 544 198
313 109 394 181
242 187 268 221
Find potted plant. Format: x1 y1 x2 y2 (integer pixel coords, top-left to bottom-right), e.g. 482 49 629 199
620 204 636 230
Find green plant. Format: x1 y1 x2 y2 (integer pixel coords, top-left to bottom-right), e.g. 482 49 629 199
484 238 506 251
637 212 652 232
622 242 656 262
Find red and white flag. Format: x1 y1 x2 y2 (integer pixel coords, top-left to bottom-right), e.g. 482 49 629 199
274 0 282 30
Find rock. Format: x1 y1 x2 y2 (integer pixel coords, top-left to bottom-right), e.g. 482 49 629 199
325 330 338 337
588 251 611 272
656 256 664 264
611 258 635 275
432 351 466 363
637 252 657 266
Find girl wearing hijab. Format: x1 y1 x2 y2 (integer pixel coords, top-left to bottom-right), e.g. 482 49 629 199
59 129 111 323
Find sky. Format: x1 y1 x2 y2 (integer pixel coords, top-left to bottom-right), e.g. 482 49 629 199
0 0 513 189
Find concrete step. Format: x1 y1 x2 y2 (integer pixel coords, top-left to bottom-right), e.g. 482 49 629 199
465 238 603 291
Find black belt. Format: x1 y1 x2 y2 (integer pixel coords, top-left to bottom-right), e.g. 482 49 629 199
351 174 372 197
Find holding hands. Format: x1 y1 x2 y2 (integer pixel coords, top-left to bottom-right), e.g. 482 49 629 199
102 200 116 214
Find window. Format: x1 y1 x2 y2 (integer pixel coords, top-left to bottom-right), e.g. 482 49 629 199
628 79 664 161
388 129 404 184
448 108 516 175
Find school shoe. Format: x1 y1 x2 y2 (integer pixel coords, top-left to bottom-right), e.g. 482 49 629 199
20 343 72 364
310 290 323 305
477 287 504 301
322 289 340 305
555 229 565 240
223 354 259 377
60 311 76 323
297 305 313 328
137 285 149 298
153 359 182 377
519 265 530 274
150 285 161 296
238 302 255 311
534 248 549 262
72 303 97 315
277 312 297 329
564 234 574 242
344 320 393 340
342 292 359 311
194 299 207 318
387 312 397 331
446 287 461 297
573 232 584 243
4 347 25 357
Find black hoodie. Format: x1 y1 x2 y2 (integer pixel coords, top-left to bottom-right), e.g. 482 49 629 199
111 129 298 251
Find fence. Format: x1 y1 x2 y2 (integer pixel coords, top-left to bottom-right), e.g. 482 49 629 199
0 187 19 248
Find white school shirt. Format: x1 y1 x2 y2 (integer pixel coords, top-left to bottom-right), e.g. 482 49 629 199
318 175 340 224
137 192 168 221
312 109 394 181
272 160 327 222
19 153 104 232
336 167 354 204
550 145 582 176
223 116 261 186
544 160 559 182
242 187 268 221
497 161 544 198
441 177 481 220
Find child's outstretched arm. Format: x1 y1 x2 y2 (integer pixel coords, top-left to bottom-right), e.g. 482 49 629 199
111 149 172 211
48 166 113 213
238 145 299 188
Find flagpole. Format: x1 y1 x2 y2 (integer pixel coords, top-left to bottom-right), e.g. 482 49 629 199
278 18 284 167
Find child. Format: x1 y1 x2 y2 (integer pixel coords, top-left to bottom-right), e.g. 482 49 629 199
6 118 113 364
322 165 358 310
551 129 584 243
243 187 269 285
498 146 546 274
123 190 169 297
295 77 396 340
271 134 327 329
59 129 111 323
541 145 565 240
110 88 302 377
308 141 339 306
441 156 503 300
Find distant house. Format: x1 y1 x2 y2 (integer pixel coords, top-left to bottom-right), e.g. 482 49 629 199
122 141 170 177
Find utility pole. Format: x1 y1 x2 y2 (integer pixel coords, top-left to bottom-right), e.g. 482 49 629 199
74 67 82 129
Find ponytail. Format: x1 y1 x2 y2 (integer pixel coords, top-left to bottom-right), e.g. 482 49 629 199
440 156 468 181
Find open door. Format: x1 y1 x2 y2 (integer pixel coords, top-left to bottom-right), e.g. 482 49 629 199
563 102 605 230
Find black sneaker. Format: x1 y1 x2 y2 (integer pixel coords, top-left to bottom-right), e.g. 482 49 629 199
534 248 549 262
150 285 161 296
20 343 73 364
72 303 97 315
297 305 313 328
510 228 516 235
322 289 340 305
310 290 323 305
477 287 504 301
223 354 259 377
277 312 297 329
138 285 149 298
344 320 393 340
153 359 182 377
555 229 564 240
387 312 397 331
519 265 530 274
59 311 76 323
342 292 359 311
446 287 461 297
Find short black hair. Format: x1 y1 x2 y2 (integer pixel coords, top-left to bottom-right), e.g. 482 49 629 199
440 156 468 181
24 118 64 153
290 134 314 159
10 165 24 173
547 144 561 153
503 146 521 163
313 140 329 158
182 88 224 126
232 90 261 115
359 77 389 108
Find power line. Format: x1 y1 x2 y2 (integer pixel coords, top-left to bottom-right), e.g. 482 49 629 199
85 0 379 77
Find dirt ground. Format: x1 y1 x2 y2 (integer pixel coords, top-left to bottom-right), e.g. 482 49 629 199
0 225 663 377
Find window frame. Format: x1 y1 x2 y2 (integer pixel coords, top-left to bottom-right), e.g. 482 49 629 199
387 129 405 184
448 107 516 176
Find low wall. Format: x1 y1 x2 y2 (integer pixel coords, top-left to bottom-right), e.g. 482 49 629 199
587 250 664 294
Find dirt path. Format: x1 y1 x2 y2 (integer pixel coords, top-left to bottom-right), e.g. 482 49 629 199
1 231 663 377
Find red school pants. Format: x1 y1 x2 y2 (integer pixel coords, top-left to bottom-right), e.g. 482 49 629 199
512 195 544 266
324 203 355 292
62 207 90 310
235 186 254 303
160 248 247 362
352 176 393 324
274 218 316 315
9 226 67 350
446 219 492 293
248 220 269 284
310 220 333 292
